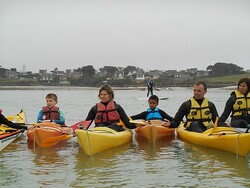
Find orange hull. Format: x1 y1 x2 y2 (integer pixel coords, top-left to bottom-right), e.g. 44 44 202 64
27 123 72 147
135 121 175 143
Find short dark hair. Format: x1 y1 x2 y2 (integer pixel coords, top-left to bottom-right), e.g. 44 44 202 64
46 93 57 101
195 81 207 91
149 95 159 103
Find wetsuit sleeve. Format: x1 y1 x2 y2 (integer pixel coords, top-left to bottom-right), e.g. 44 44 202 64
159 110 173 121
208 101 219 123
169 101 189 128
85 105 96 125
54 110 65 125
37 110 43 123
116 104 136 129
0 114 27 130
130 111 148 120
219 96 235 123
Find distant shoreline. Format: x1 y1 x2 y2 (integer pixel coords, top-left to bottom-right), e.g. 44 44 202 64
0 85 98 90
0 85 236 90
0 85 144 90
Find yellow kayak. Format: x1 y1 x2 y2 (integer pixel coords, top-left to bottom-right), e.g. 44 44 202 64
0 110 26 151
176 123 250 156
5 109 26 124
75 127 132 156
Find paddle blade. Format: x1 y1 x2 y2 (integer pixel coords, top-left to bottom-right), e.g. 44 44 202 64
38 134 73 147
72 120 92 133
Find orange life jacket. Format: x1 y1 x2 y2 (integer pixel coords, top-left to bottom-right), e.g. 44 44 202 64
94 101 120 125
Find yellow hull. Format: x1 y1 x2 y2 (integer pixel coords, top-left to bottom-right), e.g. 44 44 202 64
176 123 250 156
75 127 132 156
5 109 26 124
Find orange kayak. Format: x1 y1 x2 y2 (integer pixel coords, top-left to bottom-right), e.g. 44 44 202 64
134 120 175 143
27 122 73 147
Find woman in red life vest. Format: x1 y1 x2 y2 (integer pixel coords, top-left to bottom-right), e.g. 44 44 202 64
85 85 138 132
37 93 65 125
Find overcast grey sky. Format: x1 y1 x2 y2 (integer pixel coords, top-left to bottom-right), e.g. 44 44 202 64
0 0 250 72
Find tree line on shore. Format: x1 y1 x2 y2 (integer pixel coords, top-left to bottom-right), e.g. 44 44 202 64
0 62 249 87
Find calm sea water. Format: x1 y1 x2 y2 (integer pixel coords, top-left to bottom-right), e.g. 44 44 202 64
0 87 249 188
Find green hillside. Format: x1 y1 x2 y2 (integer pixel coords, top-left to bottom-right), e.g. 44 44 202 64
205 73 250 84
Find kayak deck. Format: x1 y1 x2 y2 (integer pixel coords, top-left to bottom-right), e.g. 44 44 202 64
135 120 175 143
76 127 132 156
27 122 72 147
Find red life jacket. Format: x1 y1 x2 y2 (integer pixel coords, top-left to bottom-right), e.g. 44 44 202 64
0 109 2 114
42 106 59 120
94 101 120 125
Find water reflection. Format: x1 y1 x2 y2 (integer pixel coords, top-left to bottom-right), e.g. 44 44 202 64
0 136 26 186
135 134 175 160
75 141 132 168
72 142 132 187
26 140 76 187
174 141 250 187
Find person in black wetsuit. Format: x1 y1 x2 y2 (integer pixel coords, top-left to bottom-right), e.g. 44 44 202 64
0 109 27 130
146 77 155 97
219 78 250 128
164 81 219 132
131 95 173 123
85 85 139 132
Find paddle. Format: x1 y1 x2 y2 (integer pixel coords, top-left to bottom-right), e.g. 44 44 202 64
129 120 147 127
130 119 168 127
246 124 250 133
71 120 92 133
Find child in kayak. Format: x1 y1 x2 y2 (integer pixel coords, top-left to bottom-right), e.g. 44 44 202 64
130 95 173 124
37 93 65 125
0 109 27 130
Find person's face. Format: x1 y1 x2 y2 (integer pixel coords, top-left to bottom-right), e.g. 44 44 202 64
148 99 158 109
193 84 207 100
238 82 248 95
46 98 57 108
99 90 111 103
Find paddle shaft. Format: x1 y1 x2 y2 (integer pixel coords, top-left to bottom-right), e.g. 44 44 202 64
246 124 250 133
